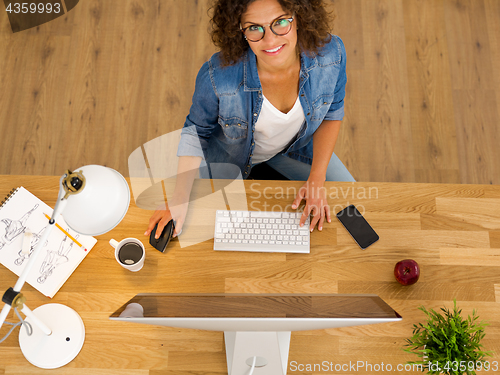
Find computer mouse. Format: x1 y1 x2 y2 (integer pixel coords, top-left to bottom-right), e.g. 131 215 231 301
149 220 175 253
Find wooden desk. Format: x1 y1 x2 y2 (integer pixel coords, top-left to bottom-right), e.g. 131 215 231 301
1 176 500 374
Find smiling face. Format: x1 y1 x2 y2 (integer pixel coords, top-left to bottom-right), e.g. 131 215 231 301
240 0 299 72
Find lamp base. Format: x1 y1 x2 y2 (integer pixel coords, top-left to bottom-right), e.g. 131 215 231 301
19 303 85 369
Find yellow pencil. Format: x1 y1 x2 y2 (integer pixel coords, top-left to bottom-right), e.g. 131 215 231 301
43 213 86 251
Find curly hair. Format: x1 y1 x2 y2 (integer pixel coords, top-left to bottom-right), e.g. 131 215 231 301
209 0 334 66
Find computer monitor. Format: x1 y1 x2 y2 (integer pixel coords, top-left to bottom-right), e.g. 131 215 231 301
110 293 402 375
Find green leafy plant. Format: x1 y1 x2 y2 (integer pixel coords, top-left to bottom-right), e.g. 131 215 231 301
404 300 493 374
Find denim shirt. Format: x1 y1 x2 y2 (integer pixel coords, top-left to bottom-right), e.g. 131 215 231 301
177 34 347 179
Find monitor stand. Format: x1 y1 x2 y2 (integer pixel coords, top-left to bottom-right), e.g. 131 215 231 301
225 331 291 375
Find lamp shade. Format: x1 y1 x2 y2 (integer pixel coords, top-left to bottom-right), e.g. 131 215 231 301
63 165 130 236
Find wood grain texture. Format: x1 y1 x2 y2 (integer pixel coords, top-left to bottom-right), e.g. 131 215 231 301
403 0 459 180
0 177 500 374
0 0 499 185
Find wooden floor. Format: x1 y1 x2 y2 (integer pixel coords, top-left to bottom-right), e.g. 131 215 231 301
0 0 499 184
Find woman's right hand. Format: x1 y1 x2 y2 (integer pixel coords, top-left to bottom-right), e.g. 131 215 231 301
144 200 189 239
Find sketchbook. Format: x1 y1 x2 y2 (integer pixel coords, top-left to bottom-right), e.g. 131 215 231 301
0 187 97 298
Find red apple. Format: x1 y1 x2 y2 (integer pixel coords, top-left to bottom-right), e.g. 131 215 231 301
394 259 420 286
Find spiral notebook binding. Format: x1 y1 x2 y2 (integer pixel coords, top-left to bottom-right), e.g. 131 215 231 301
0 187 19 208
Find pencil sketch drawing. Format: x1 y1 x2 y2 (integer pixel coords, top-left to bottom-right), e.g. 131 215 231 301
14 227 47 266
0 204 39 250
37 231 76 284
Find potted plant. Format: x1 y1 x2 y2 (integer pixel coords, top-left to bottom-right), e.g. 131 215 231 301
404 300 493 374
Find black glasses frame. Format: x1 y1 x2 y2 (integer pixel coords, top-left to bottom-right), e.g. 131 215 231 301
239 15 295 42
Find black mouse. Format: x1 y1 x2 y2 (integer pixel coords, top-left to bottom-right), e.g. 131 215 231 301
149 220 174 253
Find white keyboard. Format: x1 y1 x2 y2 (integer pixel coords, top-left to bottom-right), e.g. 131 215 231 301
214 210 310 253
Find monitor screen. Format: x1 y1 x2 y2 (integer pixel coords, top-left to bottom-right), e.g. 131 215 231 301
110 293 401 332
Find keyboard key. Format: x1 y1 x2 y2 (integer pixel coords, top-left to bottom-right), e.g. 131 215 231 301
250 211 281 218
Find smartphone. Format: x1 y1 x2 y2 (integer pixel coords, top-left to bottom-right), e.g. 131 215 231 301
336 205 379 249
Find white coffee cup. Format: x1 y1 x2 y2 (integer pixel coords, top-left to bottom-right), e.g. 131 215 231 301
110 238 145 272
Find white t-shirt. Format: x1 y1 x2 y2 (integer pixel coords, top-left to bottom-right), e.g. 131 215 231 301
252 95 305 164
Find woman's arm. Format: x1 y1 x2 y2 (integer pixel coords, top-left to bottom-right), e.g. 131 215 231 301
310 120 341 180
145 155 202 238
146 59 219 239
292 119 341 231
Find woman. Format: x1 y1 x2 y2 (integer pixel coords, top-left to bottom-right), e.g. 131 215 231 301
145 0 354 240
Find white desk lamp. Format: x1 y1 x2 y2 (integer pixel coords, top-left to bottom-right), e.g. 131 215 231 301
0 165 130 369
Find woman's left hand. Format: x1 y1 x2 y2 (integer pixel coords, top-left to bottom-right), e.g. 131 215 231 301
292 177 331 232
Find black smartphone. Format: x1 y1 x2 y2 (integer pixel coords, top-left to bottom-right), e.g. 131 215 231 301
336 205 379 249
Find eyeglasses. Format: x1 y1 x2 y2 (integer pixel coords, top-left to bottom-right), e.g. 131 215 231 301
240 15 294 42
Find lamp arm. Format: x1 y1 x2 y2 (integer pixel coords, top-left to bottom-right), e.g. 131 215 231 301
19 303 52 336
0 175 69 328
